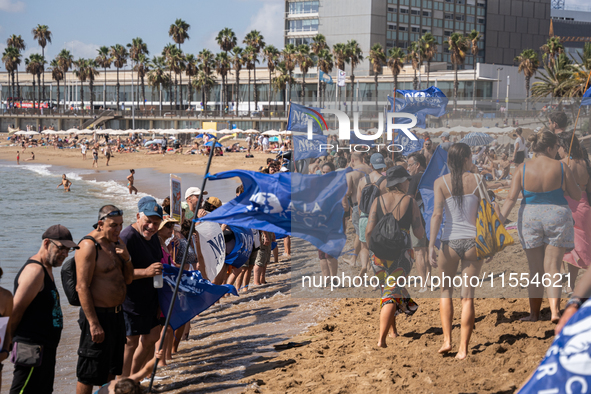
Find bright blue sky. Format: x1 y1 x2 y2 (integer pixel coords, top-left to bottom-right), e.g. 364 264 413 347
0 0 283 68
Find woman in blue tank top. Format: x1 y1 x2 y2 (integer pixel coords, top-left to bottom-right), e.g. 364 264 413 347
500 130 581 323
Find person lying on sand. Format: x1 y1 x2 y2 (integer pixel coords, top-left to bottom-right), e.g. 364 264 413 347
57 174 72 192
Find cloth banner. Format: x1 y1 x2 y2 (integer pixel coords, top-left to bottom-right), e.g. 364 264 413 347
519 299 591 394
287 103 326 135
418 146 448 248
388 86 448 129
194 222 225 280
320 70 333 85
224 226 254 268
337 70 346 87
395 132 424 155
293 135 328 161
158 265 237 330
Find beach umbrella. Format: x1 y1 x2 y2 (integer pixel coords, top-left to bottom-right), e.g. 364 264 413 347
459 132 494 146
145 139 163 146
232 128 245 134
195 133 216 140
204 141 223 148
243 129 260 134
217 128 233 134
262 130 280 136
218 134 236 143
200 128 217 135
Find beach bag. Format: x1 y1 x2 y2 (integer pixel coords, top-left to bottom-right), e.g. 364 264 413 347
61 236 101 307
474 174 514 259
368 196 411 261
359 175 386 215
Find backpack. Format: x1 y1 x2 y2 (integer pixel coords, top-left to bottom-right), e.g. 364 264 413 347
368 196 412 261
61 236 101 307
359 174 386 215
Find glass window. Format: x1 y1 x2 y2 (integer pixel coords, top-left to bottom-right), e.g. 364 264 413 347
388 23 396 30
411 15 420 23
455 14 464 21
387 41 394 48
399 7 409 13
467 15 474 22
399 25 408 31
423 10 432 16
477 17 485 24
422 28 431 33
422 17 431 24
477 1 485 7
455 21 464 30
467 6 474 13
411 8 420 14
288 1 319 15
445 20 453 28
444 30 452 36
288 19 319 32
388 6 397 12
444 12 453 19
411 26 421 32
411 33 419 41
411 0 418 6
435 18 443 27
456 0 465 3
445 3 453 11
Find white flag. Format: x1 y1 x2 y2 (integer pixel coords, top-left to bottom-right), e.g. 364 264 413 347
337 69 346 87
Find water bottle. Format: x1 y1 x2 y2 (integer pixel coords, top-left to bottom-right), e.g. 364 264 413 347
153 273 163 288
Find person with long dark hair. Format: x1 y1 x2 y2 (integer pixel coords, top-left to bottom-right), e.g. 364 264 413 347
0 265 13 388
500 131 581 323
429 143 493 360
513 127 526 164
557 132 591 291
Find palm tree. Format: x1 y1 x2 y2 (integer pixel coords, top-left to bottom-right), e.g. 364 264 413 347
162 43 177 107
148 55 168 109
420 33 437 88
95 46 112 109
296 44 314 106
230 47 244 114
49 58 63 111
407 41 422 90
7 34 25 107
244 30 265 111
368 43 386 111
193 69 215 111
25 55 41 109
468 30 481 111
541 36 564 68
272 62 296 112
57 49 73 110
243 46 257 114
135 53 150 109
216 28 237 110
346 40 363 113
170 49 186 109
263 45 280 112
86 59 99 111
446 33 468 111
311 34 328 106
316 49 333 108
282 44 297 103
32 25 52 103
73 58 88 110
2 47 19 108
215 51 230 113
387 47 405 97
110 44 128 109
514 49 540 111
332 43 348 108
197 49 215 107
185 53 198 109
532 53 573 103
169 19 190 107
127 37 149 108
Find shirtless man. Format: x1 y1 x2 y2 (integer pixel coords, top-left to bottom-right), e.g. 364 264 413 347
57 174 72 192
342 152 372 266
105 146 112 166
75 206 134 394
127 169 138 195
421 140 435 165
356 153 389 275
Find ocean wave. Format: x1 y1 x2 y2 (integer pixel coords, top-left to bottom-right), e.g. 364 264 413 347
84 179 153 210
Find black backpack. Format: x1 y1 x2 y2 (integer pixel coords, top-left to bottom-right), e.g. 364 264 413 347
369 196 412 261
61 236 101 307
359 175 386 215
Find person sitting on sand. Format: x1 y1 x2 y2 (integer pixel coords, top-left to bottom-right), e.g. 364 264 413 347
429 143 494 359
57 174 72 192
24 152 35 161
499 131 581 323
366 165 424 348
127 170 138 195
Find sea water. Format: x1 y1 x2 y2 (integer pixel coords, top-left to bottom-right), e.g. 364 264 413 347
0 160 238 392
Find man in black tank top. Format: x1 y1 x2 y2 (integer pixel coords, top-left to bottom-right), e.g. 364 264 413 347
10 225 79 394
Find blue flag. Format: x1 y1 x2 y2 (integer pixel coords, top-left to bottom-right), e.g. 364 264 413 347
287 103 326 135
225 226 254 268
395 132 424 155
199 169 349 258
293 135 328 160
418 146 448 248
388 86 448 129
319 70 333 85
158 265 238 330
582 87 591 107
519 300 591 394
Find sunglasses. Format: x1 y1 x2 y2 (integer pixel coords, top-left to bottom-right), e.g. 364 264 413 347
98 209 124 222
49 240 73 253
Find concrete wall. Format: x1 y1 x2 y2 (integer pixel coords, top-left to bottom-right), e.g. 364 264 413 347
484 0 551 65
479 63 546 102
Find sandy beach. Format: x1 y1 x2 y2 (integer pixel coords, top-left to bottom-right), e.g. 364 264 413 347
0 142 573 393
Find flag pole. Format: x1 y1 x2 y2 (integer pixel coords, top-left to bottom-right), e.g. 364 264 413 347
568 69 591 165
148 139 217 392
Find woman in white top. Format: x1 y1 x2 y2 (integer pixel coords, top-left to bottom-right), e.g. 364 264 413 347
429 143 496 360
513 127 526 164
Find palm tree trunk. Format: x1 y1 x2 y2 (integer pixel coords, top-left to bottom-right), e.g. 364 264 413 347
56 79 60 113
37 73 41 110
254 66 258 112
179 73 183 109
248 69 251 115
302 74 306 107
116 67 120 109
473 63 477 114
525 76 530 111
90 80 94 111
414 70 417 90
10 71 14 110
268 69 272 114
237 71 241 115
394 75 398 99
42 48 45 103
175 74 179 110
375 74 378 111
426 61 430 88
159 86 163 110
453 63 458 111
141 76 146 110
17 70 22 108
350 72 355 115
80 81 84 111
32 80 36 110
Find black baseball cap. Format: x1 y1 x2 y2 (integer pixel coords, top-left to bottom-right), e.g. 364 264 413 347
42 225 79 249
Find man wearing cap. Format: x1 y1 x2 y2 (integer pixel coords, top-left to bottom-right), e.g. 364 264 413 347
356 153 389 277
183 187 208 221
120 197 164 377
343 152 372 266
75 206 134 394
439 132 452 152
10 225 78 393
